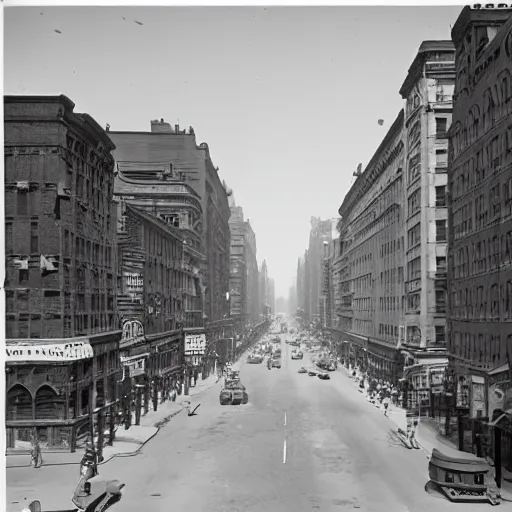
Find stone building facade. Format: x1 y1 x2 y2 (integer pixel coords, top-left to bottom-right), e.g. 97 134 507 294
303 218 333 325
4 95 121 452
447 7 512 458
228 202 260 329
398 41 456 409
334 110 406 384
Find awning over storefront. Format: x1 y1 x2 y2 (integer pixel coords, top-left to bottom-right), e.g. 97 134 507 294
6 337 94 363
121 352 149 378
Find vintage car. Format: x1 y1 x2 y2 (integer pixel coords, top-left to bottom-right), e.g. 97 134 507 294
220 382 249 405
307 368 318 376
247 354 263 364
272 358 282 369
298 366 308 374
274 349 282 358
426 448 499 505
318 371 330 380
291 351 303 360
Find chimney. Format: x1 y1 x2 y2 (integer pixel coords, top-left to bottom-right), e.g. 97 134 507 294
151 119 173 133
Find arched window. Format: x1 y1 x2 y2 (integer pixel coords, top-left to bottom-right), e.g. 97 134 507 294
35 385 64 420
7 385 33 421
483 89 494 132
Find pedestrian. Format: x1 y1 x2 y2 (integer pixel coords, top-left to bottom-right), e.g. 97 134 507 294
30 428 43 469
383 395 391 416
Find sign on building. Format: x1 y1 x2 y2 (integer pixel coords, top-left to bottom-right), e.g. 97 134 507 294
123 272 143 303
122 319 145 345
184 334 206 356
121 353 148 378
6 340 94 363
185 355 202 366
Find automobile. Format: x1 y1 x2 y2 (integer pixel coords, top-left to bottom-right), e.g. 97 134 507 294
220 382 249 405
247 354 263 364
274 349 282 358
298 366 307 374
307 368 318 376
291 351 303 360
272 358 282 369
318 371 330 380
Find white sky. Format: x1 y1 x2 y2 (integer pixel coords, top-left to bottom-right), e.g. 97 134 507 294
4 2 464 297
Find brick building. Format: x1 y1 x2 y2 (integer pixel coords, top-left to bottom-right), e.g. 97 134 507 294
398 41 456 412
117 204 189 413
334 111 406 384
109 120 230 373
4 95 121 452
447 7 512 462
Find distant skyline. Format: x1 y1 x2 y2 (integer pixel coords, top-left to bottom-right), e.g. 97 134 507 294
4 5 462 297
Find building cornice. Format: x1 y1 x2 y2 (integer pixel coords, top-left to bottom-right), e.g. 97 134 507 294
399 40 455 99
338 109 404 219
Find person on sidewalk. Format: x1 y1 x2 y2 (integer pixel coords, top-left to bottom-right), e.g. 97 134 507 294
383 396 391 416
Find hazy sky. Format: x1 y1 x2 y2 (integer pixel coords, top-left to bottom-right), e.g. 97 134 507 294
4 5 462 297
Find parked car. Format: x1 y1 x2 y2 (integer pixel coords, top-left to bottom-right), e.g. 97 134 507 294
307 368 318 376
272 358 282 369
291 351 303 360
298 366 307 374
318 371 330 380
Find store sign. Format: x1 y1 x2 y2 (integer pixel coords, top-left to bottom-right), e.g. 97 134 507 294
184 334 206 356
6 340 94 362
122 319 145 344
121 353 148 378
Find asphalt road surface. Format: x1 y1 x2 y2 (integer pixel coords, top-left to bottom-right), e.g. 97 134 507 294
100 332 487 512
7 331 490 512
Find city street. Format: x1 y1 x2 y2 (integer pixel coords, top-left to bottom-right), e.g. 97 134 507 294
8 333 490 512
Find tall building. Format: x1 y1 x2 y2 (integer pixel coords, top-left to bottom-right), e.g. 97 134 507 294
398 41 456 400
335 111 406 383
108 120 231 366
305 217 333 324
228 198 259 331
296 252 307 321
268 277 276 314
259 260 269 317
5 95 121 452
447 6 512 455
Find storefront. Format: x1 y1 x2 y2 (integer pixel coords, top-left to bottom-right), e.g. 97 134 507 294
147 330 184 406
6 331 122 453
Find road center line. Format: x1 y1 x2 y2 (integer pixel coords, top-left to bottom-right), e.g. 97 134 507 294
283 439 287 464
284 412 287 426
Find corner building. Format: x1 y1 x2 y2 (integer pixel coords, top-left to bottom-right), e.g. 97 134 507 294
398 41 456 413
447 7 512 462
335 110 406 384
4 95 121 452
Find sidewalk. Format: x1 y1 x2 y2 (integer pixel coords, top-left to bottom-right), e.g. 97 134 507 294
6 373 220 469
338 365 512 500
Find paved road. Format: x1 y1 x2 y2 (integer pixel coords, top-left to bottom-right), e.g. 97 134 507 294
7 331 488 512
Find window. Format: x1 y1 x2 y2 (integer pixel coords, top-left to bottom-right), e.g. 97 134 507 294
408 223 421 248
30 222 39 253
436 220 447 242
435 325 445 344
408 189 421 215
436 256 447 272
5 222 13 254
435 186 447 207
408 153 421 182
436 149 448 167
17 191 28 215
435 117 448 136
407 257 421 281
